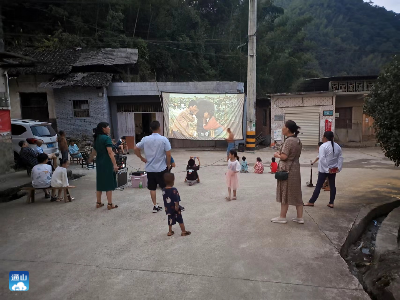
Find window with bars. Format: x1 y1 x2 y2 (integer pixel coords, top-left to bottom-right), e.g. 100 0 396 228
73 100 90 118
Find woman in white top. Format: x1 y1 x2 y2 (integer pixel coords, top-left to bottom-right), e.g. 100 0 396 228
304 131 343 208
51 159 74 201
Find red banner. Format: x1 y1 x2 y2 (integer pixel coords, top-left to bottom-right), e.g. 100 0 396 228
325 119 332 132
0 110 11 133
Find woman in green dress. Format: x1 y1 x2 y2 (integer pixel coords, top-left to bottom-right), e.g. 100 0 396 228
89 122 118 210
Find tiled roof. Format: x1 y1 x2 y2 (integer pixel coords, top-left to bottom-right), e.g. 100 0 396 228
74 48 138 66
38 72 114 88
8 48 138 76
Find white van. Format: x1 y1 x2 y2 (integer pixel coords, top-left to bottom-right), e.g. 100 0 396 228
11 119 59 161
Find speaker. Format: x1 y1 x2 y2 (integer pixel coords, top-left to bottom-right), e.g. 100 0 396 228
117 168 128 188
238 143 245 152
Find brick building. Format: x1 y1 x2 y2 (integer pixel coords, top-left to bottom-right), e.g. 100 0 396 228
269 76 377 146
8 48 138 137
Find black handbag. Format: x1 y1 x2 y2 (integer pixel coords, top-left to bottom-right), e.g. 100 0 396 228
275 170 289 181
275 139 295 181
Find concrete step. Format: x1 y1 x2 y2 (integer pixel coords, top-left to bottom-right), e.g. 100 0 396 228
375 206 400 262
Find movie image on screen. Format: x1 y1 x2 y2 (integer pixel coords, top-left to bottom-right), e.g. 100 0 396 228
163 93 244 140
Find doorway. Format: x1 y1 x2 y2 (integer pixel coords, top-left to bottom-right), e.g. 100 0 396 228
135 113 156 142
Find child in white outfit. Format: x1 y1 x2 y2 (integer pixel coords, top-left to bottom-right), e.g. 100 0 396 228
51 159 74 202
225 149 241 201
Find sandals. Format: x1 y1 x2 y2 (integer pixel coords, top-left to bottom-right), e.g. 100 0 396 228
303 203 314 207
327 204 334 209
232 197 237 200
107 203 118 210
181 231 191 236
167 231 175 236
96 202 105 208
225 197 231 201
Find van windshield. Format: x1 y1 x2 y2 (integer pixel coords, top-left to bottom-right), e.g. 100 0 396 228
31 125 56 137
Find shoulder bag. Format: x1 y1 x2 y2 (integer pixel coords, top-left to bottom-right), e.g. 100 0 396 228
275 138 296 181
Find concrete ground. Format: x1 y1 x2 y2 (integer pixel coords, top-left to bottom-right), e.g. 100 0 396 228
1 147 399 300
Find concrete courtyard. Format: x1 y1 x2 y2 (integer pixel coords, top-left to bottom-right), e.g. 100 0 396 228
1 147 400 299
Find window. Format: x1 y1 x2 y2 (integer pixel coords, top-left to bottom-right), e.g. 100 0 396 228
73 100 90 118
31 125 56 137
262 109 267 127
336 107 352 129
20 93 49 122
11 124 27 136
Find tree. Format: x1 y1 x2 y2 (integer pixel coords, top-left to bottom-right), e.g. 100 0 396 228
364 55 400 166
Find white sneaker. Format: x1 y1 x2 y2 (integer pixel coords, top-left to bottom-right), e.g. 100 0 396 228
292 218 305 224
271 217 287 224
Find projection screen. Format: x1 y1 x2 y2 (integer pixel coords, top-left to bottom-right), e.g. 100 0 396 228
163 93 244 140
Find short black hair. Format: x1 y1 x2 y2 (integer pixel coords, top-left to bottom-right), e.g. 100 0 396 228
257 157 262 162
188 100 197 108
59 130 65 136
242 156 246 161
150 120 160 131
18 141 25 147
318 142 323 147
121 136 126 140
272 157 276 162
38 153 49 164
164 172 175 187
188 158 195 166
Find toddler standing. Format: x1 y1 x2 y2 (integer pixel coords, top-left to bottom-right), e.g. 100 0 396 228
254 157 264 174
226 149 241 201
162 173 191 237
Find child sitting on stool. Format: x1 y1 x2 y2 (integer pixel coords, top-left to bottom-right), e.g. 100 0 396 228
185 157 200 186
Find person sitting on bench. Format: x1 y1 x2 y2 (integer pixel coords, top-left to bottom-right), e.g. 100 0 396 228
51 159 74 202
19 141 39 173
31 153 57 201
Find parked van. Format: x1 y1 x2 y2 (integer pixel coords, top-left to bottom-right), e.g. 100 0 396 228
11 119 59 161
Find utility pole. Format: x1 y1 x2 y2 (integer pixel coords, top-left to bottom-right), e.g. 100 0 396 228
246 0 257 150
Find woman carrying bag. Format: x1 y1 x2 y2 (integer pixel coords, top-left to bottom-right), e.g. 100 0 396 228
272 120 304 224
304 131 343 208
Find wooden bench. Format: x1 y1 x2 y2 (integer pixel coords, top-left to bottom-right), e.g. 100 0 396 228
21 186 76 203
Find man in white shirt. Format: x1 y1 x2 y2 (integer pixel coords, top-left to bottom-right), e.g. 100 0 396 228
134 120 172 213
31 153 56 201
304 131 343 208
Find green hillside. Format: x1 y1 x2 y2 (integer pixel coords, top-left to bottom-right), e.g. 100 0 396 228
274 0 400 76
